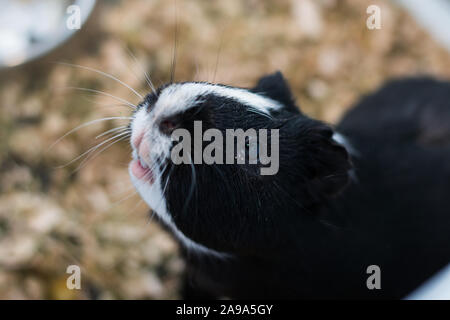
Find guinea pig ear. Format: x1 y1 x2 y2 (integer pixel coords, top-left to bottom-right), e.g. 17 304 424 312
251 71 299 113
281 117 353 202
306 125 353 198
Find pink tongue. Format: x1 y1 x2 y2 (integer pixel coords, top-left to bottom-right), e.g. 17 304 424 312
131 159 152 180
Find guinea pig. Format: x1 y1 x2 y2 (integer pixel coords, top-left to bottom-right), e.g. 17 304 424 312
128 72 450 299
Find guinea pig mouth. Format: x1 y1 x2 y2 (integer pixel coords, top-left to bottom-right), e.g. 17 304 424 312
130 155 154 183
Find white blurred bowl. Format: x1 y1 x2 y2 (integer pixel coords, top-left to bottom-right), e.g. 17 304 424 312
0 0 96 68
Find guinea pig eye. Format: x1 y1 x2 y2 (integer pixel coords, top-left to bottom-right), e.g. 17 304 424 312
159 118 178 135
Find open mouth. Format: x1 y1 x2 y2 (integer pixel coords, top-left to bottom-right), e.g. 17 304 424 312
130 155 154 183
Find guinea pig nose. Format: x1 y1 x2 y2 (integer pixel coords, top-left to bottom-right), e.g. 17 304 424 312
159 118 178 136
132 131 144 149
138 139 150 160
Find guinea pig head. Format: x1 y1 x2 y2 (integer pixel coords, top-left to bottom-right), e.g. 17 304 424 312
129 72 352 256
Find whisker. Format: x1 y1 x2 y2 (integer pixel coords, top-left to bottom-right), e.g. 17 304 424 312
74 133 131 173
161 164 171 193
80 94 135 110
182 152 196 214
110 188 139 207
57 62 144 100
147 210 157 225
57 131 130 169
170 0 178 84
213 29 225 84
90 189 141 226
64 87 136 109
48 116 132 151
248 106 273 120
110 182 137 197
151 163 172 213
194 56 200 81
125 48 157 95
122 198 144 219
95 126 129 139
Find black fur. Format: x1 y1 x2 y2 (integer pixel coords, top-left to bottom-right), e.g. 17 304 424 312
148 73 450 299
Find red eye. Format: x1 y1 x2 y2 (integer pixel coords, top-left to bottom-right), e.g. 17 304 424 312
159 119 177 135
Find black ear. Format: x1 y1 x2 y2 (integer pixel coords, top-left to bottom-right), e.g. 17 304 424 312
252 71 299 113
279 117 353 205
305 124 353 198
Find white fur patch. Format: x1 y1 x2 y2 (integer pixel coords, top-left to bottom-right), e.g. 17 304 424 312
333 132 359 182
129 165 227 258
332 132 359 156
154 82 283 119
130 103 228 258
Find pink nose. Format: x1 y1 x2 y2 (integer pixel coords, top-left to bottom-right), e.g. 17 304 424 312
138 139 150 160
132 131 144 149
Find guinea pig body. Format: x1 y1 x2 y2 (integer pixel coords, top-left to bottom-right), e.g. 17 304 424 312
129 74 450 299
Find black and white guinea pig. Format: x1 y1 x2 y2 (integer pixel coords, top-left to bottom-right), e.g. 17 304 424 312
128 72 450 299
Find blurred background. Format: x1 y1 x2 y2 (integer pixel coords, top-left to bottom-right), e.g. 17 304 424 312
0 0 449 299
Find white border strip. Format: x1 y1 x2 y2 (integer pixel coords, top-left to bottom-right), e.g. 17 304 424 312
405 264 450 300
395 0 450 52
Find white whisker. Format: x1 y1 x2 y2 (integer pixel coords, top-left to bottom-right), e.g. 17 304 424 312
57 131 130 169
57 62 144 100
110 188 139 207
74 134 131 172
95 126 129 139
64 87 136 109
110 181 138 197
48 116 132 151
125 48 157 95
80 94 135 110
123 199 144 219
151 163 172 213
183 152 196 214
